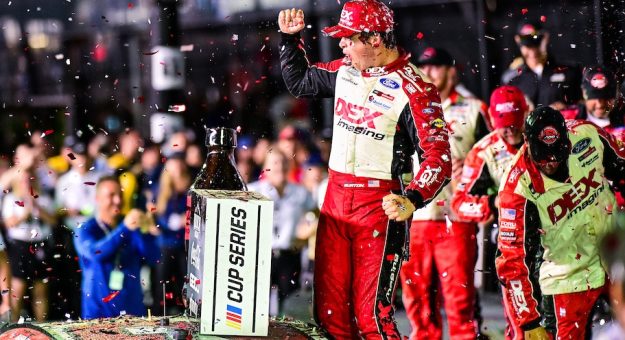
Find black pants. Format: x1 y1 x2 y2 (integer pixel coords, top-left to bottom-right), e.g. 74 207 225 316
271 249 301 312
152 246 187 315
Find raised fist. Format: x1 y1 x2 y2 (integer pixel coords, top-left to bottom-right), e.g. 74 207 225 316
278 8 305 35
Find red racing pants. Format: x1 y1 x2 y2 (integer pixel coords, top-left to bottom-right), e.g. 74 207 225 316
399 220 478 339
314 170 404 339
502 288 524 340
541 286 604 340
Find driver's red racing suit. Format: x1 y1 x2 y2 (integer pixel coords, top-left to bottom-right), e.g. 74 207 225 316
280 33 452 339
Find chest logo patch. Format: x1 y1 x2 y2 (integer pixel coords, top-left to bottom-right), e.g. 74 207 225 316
380 78 400 89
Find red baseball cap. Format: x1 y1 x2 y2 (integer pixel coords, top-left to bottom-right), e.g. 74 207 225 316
489 85 529 129
322 0 394 38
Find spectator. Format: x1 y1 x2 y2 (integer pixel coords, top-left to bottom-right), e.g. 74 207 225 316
277 125 306 183
87 133 113 174
235 135 259 184
54 140 106 317
185 143 203 179
108 129 144 214
74 176 160 319
504 19 582 108
136 143 163 206
1 144 56 322
152 153 189 315
248 148 316 315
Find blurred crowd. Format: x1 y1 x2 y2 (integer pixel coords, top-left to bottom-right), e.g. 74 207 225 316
1 11 625 340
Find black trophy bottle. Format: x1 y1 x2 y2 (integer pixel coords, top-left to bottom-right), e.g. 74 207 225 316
191 127 247 191
184 127 246 247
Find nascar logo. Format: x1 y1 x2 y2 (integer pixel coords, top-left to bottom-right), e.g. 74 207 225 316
226 304 242 330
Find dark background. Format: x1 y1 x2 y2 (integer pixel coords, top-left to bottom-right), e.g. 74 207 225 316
0 0 623 152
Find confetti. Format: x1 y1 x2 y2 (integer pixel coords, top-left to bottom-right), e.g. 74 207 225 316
540 15 546 22
15 201 24 207
521 8 528 15
416 32 424 39
84 182 96 186
102 291 120 303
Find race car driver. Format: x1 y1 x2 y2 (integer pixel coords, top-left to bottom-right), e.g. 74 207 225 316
496 106 625 339
399 47 490 340
450 85 530 339
278 1 452 338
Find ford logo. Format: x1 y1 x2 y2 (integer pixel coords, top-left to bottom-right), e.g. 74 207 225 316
422 108 436 114
572 137 591 154
380 78 400 89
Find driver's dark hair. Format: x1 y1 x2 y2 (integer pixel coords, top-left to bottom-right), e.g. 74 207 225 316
358 31 397 49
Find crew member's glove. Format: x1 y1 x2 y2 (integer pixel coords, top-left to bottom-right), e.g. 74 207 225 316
524 326 550 340
382 194 416 222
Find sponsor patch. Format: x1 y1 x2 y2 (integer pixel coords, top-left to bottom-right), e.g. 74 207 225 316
578 146 596 162
572 138 592 154
507 167 522 183
380 78 400 89
368 96 392 110
340 76 359 86
499 231 517 241
405 84 417 94
501 208 516 220
499 220 517 229
539 126 560 145
590 73 607 89
495 102 517 113
430 118 446 129
422 107 436 114
416 166 442 188
372 89 395 101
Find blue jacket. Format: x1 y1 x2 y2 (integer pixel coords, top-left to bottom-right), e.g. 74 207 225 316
156 192 186 249
74 217 160 319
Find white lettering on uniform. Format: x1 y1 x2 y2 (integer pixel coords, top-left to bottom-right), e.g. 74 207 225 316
417 166 442 188
510 280 530 314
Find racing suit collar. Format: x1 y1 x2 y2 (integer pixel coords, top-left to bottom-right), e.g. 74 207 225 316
361 48 411 77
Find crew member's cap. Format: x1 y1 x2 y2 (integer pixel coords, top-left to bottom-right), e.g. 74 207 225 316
416 47 455 67
582 65 617 100
322 0 394 38
516 19 545 47
489 85 529 129
525 106 570 163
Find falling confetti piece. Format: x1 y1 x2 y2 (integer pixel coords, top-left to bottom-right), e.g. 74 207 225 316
416 32 424 39
436 200 445 206
540 15 546 22
15 201 24 207
127 3 133 8
84 182 96 186
67 153 76 160
521 8 528 15
102 291 120 303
